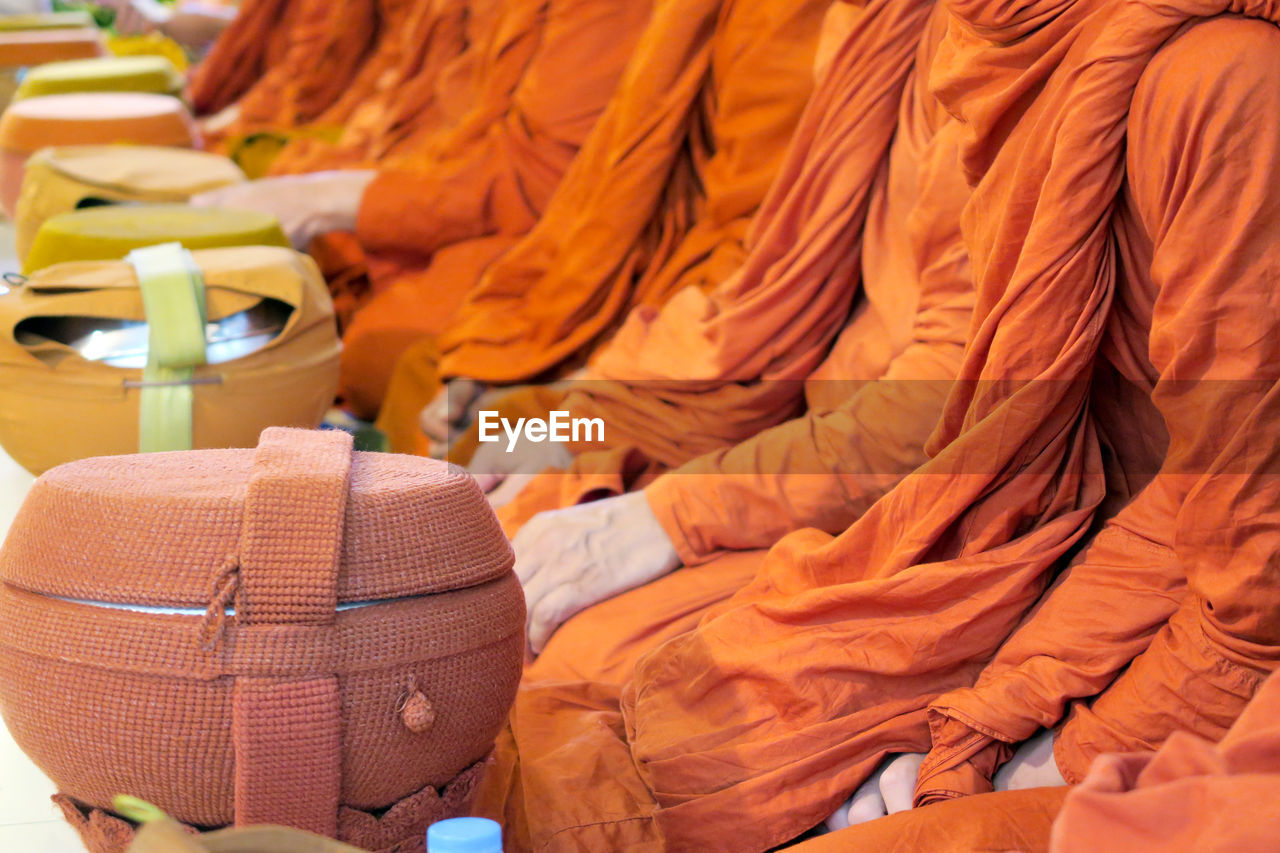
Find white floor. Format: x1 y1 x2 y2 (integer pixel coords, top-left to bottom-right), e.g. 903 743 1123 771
0 220 83 850
0 436 79 852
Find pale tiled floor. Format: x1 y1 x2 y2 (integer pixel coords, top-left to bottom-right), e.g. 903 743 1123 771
0 433 78 853
0 220 83 850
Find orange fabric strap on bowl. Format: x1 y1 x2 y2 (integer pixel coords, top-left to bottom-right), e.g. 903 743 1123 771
232 427 352 836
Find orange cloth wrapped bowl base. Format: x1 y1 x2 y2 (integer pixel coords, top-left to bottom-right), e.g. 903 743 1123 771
0 92 195 215
0 427 524 852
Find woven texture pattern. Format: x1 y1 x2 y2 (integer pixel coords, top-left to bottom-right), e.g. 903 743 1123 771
0 427 523 849
53 758 490 853
234 677 343 834
239 428 348 624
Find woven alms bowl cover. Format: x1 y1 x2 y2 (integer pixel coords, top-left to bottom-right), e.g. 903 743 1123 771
0 428 524 853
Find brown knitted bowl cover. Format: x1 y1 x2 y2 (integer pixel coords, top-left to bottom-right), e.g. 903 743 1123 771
0 428 524 851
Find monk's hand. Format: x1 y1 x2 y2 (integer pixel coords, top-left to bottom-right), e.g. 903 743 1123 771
190 170 376 250
468 438 572 509
198 104 240 137
993 729 1066 791
98 0 171 35
515 490 680 654
824 753 926 831
420 379 488 458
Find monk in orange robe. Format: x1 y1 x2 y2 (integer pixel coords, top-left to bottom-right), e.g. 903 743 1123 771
439 0 891 500
494 0 974 670
264 0 473 175
1047 667 1280 853
195 0 655 418
472 0 1280 848
794 668 1280 852
187 0 379 142
905 3 1280 810
374 0 830 441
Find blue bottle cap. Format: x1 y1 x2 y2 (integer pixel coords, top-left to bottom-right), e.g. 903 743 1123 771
426 817 503 853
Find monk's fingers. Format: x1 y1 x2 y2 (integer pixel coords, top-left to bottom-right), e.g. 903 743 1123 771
526 583 584 655
470 472 505 493
113 7 150 35
188 187 233 209
843 768 889 826
487 472 539 509
878 752 926 814
450 378 485 424
419 390 452 443
467 439 515 479
469 384 507 420
199 104 241 137
511 515 561 586
540 441 575 472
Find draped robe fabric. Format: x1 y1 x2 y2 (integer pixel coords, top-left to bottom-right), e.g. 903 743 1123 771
187 0 302 116
476 0 1280 849
913 2 1280 801
1049 668 1280 852
372 0 830 438
499 0 968 663
331 0 656 418
784 787 1068 852
188 0 379 140
470 5 984 850
502 0 973 684
495 0 974 566
265 0 473 174
792 669 1280 851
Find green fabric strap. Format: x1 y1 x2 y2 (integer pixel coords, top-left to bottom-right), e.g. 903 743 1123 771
127 243 207 453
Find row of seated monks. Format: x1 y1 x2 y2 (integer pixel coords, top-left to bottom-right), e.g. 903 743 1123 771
164 0 1280 848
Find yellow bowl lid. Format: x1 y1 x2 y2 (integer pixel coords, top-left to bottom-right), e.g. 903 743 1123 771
23 204 290 274
17 56 182 100
0 12 96 32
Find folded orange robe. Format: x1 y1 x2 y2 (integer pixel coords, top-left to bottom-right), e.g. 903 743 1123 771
789 668 1280 852
785 787 1068 853
188 0 378 137
1050 668 1280 852
266 0 472 174
332 0 654 418
373 0 829 435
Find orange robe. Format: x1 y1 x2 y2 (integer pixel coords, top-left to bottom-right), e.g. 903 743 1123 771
333 0 655 418
265 0 473 174
1049 668 1280 853
480 1 1280 850
374 0 829 438
188 0 378 136
187 0 300 116
793 668 1280 851
470 3 972 849
498 1 973 557
912 7 1280 800
784 788 1068 853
